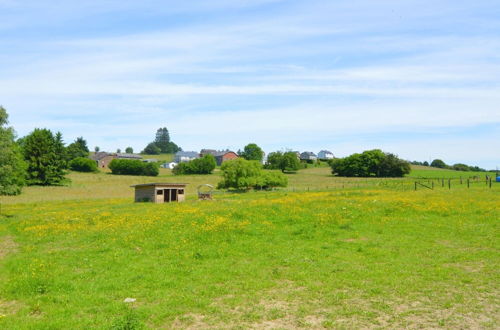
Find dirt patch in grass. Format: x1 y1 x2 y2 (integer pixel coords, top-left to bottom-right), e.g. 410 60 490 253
343 237 368 243
0 299 24 317
0 236 18 260
170 281 327 329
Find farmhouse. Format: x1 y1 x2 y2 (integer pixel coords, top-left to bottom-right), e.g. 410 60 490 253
300 151 318 161
318 150 334 160
131 183 187 203
91 152 142 168
214 151 239 166
174 151 199 163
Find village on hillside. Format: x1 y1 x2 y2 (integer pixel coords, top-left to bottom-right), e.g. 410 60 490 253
91 149 336 169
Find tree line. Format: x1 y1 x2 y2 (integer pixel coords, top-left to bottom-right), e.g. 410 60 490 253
411 159 487 172
0 107 92 195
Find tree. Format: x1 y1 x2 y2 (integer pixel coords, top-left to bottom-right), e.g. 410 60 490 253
0 106 26 195
452 163 470 172
266 151 301 173
155 127 170 152
125 147 133 154
430 159 447 169
54 132 68 168
142 142 161 155
217 158 287 190
330 149 410 177
23 128 67 185
117 148 121 153
423 161 429 166
66 137 89 161
94 146 100 152
239 143 264 162
153 127 181 153
173 155 216 175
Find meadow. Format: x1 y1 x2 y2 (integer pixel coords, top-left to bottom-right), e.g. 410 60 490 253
0 166 498 328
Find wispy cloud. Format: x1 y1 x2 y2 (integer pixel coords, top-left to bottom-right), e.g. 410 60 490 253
0 0 499 168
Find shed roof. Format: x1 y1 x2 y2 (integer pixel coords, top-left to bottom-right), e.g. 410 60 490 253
131 183 188 188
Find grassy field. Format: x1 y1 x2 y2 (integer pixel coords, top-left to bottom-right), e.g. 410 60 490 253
408 165 496 179
0 167 499 328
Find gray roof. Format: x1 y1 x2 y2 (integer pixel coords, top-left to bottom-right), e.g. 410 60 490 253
131 183 187 188
175 151 199 158
117 153 142 159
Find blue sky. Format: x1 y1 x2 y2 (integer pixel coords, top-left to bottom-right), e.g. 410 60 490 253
1 0 499 169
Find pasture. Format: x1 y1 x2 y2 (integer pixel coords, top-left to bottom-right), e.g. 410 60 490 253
0 167 498 328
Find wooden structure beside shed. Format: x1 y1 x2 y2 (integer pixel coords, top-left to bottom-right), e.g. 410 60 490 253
131 183 187 203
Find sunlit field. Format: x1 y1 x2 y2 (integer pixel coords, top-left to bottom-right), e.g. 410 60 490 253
0 167 498 328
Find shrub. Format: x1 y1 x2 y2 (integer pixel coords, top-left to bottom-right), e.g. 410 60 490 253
69 157 98 172
173 155 216 175
331 149 410 177
109 159 159 176
218 158 288 190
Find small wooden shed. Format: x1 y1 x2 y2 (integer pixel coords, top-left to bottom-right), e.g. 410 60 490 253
131 183 187 203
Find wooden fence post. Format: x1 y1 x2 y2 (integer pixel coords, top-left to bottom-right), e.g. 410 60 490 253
467 179 470 188
448 179 451 189
415 182 417 191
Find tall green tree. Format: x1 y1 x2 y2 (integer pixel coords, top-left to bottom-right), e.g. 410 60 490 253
125 147 133 154
0 106 26 195
23 128 67 185
153 127 181 153
239 143 265 162
54 132 68 168
155 127 170 150
66 137 89 161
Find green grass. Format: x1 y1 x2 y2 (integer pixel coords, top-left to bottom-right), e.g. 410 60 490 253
0 167 499 328
408 165 496 179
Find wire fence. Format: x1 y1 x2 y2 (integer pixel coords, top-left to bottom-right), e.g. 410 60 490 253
208 174 497 196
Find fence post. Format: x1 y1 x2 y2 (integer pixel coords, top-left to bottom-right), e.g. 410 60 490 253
467 179 470 188
432 182 434 189
442 179 444 187
490 178 492 189
415 182 417 191
448 179 451 189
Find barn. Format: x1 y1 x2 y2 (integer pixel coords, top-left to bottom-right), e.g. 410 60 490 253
131 183 187 203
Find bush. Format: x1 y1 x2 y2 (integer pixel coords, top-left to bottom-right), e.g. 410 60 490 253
218 158 288 190
330 149 410 177
69 157 98 172
109 159 159 176
173 155 216 175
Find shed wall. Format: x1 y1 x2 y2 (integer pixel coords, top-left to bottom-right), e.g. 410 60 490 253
135 186 155 202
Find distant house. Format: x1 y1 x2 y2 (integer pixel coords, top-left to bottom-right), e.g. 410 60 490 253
91 152 142 168
300 151 317 161
200 149 218 157
318 150 335 160
214 151 239 166
175 151 200 163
